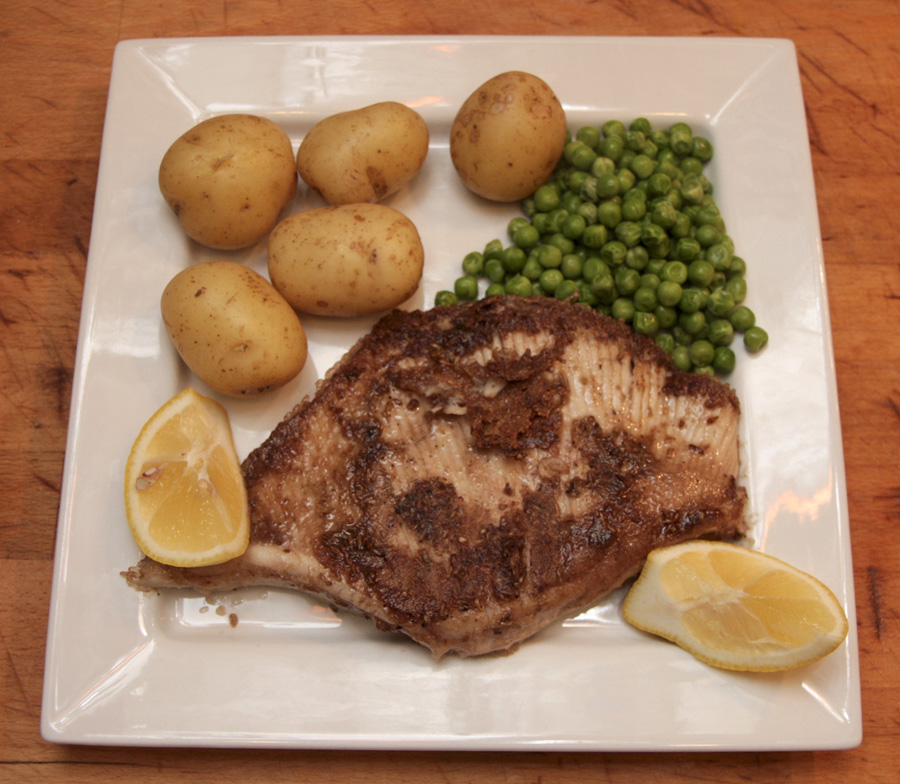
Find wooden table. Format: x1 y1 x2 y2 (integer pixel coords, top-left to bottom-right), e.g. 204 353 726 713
2 1 898 781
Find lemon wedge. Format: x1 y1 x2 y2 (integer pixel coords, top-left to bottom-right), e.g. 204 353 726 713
124 388 250 567
622 541 849 672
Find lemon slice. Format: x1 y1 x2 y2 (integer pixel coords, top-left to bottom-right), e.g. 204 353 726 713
124 388 250 567
622 541 849 672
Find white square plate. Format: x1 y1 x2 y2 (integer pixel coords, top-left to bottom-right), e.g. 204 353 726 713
42 36 860 750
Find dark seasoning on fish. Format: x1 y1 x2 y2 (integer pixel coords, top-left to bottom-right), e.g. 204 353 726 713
125 296 748 658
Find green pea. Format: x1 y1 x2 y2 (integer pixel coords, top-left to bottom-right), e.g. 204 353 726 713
531 212 550 235
484 258 506 284
689 339 715 367
695 223 722 248
660 260 687 285
600 134 625 161
744 326 769 352
522 256 543 281
434 290 458 307
679 287 707 314
687 258 715 287
646 257 667 276
650 128 669 148
462 251 484 276
707 289 735 318
707 318 735 346
624 129 646 152
597 200 623 229
692 136 714 162
672 325 693 346
706 242 733 271
679 156 704 176
554 279 578 301
602 119 626 138
582 223 608 249
633 311 659 335
680 173 706 205
590 272 617 303
633 286 658 312
629 153 656 180
724 276 747 304
617 168 636 192
579 176 600 203
679 310 707 335
639 273 660 290
533 183 561 213
651 201 678 229
655 331 676 354
671 345 692 372
625 246 650 271
564 141 591 169
629 117 652 135
576 125 601 150
595 174 620 199
454 275 479 300
647 172 672 198
675 237 702 263
512 223 540 249
545 209 566 234
729 305 756 332
621 198 647 221
669 122 693 156
484 238 504 260
624 186 647 204
535 243 562 269
575 279 599 308
611 297 635 322
568 170 590 193
485 283 505 298
539 268 564 294
615 266 641 296
615 220 643 248
582 257 608 281
501 246 527 274
591 156 617 177
600 240 627 266
561 254 584 280
728 256 747 277
562 214 587 240
545 233 575 255
578 202 599 226
507 217 530 238
670 211 692 239
505 275 533 297
713 346 736 374
655 305 678 329
657 280 683 307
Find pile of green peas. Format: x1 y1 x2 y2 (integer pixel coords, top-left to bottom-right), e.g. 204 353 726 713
434 118 768 377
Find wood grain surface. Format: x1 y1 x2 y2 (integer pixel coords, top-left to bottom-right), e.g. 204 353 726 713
2 1 898 781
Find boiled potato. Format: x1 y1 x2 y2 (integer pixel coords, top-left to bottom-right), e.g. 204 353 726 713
159 114 297 250
296 102 429 205
161 261 307 397
450 71 567 202
268 203 424 317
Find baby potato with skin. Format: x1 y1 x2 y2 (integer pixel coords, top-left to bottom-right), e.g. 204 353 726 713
159 114 297 250
296 101 429 205
161 261 308 397
268 203 424 317
450 71 567 202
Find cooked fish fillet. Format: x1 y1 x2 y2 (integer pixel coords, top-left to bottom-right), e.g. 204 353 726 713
124 296 748 658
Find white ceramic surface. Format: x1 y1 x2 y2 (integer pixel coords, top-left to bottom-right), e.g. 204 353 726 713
41 36 860 750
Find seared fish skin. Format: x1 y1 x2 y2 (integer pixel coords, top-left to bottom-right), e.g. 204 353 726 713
125 296 748 658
